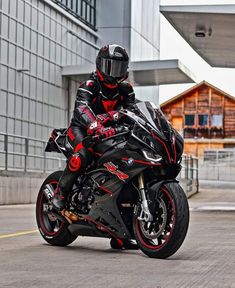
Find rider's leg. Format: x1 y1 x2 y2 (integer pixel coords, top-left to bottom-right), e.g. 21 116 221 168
52 126 91 211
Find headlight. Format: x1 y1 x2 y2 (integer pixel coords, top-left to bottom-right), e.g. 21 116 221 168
142 150 162 163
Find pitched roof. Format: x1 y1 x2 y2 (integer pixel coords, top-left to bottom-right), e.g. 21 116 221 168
160 80 235 108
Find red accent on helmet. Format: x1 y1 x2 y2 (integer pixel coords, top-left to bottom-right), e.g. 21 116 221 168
101 99 118 112
68 155 81 172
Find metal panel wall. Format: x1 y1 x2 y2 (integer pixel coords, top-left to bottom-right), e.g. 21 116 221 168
0 0 97 170
130 0 160 104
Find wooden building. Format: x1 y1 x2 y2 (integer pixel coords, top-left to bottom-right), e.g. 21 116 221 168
161 81 235 157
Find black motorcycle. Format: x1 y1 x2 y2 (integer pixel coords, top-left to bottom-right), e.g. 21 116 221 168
36 101 189 259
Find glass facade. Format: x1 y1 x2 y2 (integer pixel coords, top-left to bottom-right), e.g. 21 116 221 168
52 0 96 30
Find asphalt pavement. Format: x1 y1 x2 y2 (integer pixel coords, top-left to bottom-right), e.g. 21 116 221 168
0 181 235 288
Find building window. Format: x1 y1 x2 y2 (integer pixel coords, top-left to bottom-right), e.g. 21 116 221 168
52 0 96 30
198 114 209 126
185 115 195 126
212 114 223 127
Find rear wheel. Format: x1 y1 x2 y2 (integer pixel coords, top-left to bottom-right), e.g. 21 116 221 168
36 171 77 246
133 182 189 258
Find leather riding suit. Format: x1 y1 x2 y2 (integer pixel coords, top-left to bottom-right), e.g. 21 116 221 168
58 72 135 198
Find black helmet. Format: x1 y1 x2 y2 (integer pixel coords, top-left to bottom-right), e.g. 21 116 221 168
96 44 129 86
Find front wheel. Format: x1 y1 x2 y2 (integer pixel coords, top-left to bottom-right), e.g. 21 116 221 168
36 170 77 246
133 182 189 259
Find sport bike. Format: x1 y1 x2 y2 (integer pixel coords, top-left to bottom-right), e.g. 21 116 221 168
36 101 189 258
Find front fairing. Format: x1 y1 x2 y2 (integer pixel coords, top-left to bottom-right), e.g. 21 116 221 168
122 102 184 164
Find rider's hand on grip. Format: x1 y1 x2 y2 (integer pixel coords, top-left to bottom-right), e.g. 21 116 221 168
94 127 116 140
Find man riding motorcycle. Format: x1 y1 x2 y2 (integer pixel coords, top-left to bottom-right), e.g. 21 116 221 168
51 44 138 249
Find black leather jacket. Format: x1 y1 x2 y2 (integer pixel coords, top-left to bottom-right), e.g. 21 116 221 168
70 72 135 129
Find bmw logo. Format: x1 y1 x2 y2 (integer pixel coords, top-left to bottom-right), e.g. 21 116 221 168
127 158 134 166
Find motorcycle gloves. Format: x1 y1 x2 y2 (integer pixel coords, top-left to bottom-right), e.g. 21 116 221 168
96 111 120 125
87 120 116 140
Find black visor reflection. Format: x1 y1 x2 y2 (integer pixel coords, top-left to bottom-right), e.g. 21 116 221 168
100 59 128 77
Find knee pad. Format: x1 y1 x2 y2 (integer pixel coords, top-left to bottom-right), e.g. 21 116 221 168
68 154 82 172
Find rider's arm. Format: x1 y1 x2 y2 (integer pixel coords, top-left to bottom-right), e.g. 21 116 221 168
119 82 135 109
71 80 98 129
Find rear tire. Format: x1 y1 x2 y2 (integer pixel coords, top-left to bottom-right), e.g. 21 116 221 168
133 182 189 258
36 171 77 246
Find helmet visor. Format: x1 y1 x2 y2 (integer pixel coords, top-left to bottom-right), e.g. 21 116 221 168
100 58 128 78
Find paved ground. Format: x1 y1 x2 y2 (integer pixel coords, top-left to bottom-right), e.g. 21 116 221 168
0 181 235 288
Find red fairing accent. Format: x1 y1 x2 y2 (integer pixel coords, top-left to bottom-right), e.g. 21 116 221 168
93 152 102 157
101 99 118 112
68 155 81 172
84 216 120 241
104 162 129 181
86 80 94 87
67 127 75 141
74 142 84 152
99 185 112 195
104 162 117 172
151 131 172 163
50 129 56 140
122 157 161 166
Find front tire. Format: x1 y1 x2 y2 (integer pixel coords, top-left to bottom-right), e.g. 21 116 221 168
133 182 189 258
36 170 77 246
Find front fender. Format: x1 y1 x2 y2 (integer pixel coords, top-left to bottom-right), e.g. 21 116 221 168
147 179 179 214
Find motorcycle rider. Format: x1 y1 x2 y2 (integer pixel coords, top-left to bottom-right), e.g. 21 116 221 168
52 44 138 250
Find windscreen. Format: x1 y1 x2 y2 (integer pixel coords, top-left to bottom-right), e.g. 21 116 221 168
134 102 173 140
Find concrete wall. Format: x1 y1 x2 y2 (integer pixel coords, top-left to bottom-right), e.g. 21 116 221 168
0 174 45 204
0 174 196 205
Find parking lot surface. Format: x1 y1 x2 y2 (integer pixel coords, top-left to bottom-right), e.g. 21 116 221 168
0 182 235 288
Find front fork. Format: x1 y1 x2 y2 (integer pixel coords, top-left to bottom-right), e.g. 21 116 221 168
137 173 153 222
